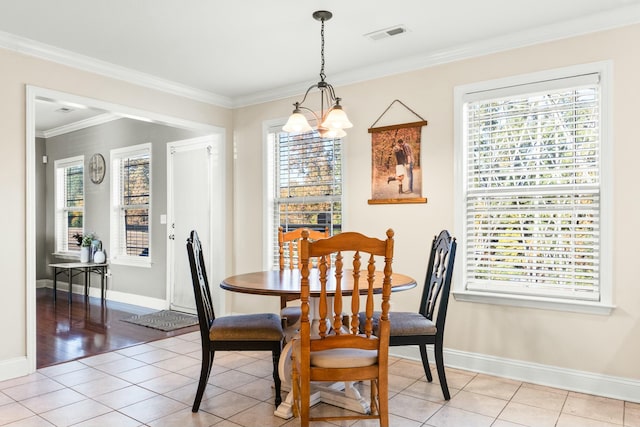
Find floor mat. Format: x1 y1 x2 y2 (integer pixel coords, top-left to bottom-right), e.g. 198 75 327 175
121 310 198 332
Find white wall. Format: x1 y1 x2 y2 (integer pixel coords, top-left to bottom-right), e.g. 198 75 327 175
232 23 640 397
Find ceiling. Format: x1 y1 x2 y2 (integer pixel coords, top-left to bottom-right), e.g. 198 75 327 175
3 0 640 132
34 98 114 136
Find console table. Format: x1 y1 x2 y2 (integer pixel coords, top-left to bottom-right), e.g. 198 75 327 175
49 262 108 304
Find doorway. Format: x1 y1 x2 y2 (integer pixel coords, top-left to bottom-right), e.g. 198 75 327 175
26 86 226 373
166 136 225 315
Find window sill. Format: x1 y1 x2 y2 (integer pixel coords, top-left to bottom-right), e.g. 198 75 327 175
452 290 614 315
109 257 152 268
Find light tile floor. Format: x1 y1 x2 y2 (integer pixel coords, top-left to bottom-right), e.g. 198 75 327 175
1 332 638 426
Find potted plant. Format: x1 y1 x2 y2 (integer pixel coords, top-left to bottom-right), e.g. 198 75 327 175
73 232 96 263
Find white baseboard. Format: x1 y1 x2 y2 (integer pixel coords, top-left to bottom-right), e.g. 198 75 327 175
105 290 168 310
39 279 168 310
0 357 30 382
390 346 640 404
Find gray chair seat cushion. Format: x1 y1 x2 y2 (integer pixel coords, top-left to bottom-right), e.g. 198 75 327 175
360 311 437 336
210 313 283 341
280 306 301 327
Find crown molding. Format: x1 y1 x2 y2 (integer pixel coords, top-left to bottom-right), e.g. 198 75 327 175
3 4 640 110
0 30 233 108
36 112 121 139
234 3 640 108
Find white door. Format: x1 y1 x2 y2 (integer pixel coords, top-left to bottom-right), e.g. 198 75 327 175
167 135 225 314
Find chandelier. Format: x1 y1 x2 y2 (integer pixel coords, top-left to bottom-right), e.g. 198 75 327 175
283 10 353 138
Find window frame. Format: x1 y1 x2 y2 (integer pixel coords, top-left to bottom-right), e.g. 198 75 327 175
109 143 152 267
264 122 344 270
53 155 84 256
453 61 614 315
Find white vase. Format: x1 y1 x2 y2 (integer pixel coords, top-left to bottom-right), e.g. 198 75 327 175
94 249 106 264
80 246 90 263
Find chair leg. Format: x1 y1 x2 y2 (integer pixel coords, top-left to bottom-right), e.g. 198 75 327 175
272 347 282 407
192 348 214 412
369 379 378 415
434 340 450 400
377 377 389 427
291 361 300 418
419 344 433 382
291 359 309 427
300 370 310 427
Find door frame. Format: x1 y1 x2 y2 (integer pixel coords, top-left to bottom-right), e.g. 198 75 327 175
25 85 226 374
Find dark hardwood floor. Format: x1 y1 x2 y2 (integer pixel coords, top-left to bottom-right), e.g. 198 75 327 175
36 287 198 368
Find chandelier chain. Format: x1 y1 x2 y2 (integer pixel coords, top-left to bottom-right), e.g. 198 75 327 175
283 10 352 136
319 18 326 82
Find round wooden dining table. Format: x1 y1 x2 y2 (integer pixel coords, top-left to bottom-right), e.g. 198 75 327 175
220 268 417 419
220 268 417 297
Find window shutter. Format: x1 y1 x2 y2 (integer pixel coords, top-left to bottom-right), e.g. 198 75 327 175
463 77 601 300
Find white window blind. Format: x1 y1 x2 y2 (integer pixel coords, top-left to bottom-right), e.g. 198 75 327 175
462 73 602 301
110 144 151 264
54 156 84 254
268 129 342 268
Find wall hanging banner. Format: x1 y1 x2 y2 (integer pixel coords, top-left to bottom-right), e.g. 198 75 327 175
368 100 428 204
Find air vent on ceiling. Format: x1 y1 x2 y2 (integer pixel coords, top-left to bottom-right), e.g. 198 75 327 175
55 107 74 113
365 25 408 41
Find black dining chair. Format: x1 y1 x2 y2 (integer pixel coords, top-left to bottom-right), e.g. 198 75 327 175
186 230 284 412
360 229 457 400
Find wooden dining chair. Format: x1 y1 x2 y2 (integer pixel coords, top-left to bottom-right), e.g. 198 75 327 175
278 226 329 329
360 229 457 400
291 229 394 427
186 230 284 412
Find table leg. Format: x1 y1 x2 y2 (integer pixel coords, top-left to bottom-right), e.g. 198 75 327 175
68 268 72 305
101 266 106 301
53 267 58 303
84 268 89 299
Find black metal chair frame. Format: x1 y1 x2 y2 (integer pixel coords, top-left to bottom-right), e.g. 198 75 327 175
187 230 283 412
390 230 457 400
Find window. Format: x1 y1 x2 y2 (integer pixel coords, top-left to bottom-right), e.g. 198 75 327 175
110 143 151 266
454 62 612 314
266 127 343 268
54 156 84 254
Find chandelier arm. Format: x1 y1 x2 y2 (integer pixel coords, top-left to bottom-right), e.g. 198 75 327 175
324 83 338 104
296 105 321 124
321 87 332 119
296 83 322 107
